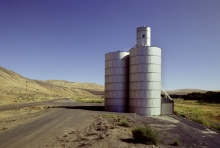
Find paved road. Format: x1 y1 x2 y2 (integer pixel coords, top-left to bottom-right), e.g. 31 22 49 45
0 99 220 148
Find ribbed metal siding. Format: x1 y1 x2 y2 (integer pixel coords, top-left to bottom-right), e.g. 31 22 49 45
161 103 173 115
129 46 161 115
105 51 129 112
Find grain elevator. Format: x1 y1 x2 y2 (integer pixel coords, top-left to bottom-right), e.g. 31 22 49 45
105 26 173 116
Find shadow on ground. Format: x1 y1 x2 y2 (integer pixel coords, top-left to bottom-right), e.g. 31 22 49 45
55 105 105 111
120 138 139 144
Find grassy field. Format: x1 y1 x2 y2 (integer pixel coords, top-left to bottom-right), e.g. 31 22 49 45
72 95 104 103
174 99 220 131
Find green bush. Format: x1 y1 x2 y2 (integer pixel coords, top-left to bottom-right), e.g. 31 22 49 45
132 126 159 146
119 119 129 127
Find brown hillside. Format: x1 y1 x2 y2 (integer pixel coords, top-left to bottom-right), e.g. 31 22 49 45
46 80 104 91
0 67 104 105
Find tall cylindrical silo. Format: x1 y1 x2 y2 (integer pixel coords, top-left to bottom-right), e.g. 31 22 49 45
105 51 129 112
129 26 161 116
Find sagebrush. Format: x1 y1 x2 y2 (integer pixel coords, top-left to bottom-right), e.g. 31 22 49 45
132 126 159 146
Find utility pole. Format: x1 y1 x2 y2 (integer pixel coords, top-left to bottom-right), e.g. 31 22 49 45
26 81 27 93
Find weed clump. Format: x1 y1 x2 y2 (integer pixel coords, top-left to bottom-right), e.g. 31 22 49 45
102 113 131 128
119 119 129 127
2 127 7 130
132 126 159 146
102 113 114 118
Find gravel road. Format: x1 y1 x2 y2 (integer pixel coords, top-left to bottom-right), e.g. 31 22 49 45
0 100 103 148
0 98 70 111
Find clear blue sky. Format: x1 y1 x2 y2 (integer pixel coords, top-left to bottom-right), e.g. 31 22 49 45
0 0 220 90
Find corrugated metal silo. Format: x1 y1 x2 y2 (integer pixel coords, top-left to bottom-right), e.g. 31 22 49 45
129 26 161 115
105 51 129 112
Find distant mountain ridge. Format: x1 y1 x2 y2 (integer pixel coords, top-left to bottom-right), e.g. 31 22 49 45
165 89 207 95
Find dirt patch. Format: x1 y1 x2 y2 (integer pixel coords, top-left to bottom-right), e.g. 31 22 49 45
0 106 51 133
53 113 155 148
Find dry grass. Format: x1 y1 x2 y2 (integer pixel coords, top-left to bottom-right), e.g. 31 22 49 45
174 99 220 131
46 80 104 91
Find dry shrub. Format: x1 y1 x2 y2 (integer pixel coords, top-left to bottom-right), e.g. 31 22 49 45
132 126 159 146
